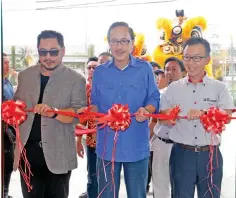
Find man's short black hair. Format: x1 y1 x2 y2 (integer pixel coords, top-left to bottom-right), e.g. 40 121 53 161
183 37 211 57
37 30 64 48
98 52 112 58
107 22 135 41
150 61 161 69
87 56 98 64
164 57 185 72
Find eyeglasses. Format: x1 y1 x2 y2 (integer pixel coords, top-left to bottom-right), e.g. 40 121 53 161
38 49 60 57
109 39 131 46
183 55 207 62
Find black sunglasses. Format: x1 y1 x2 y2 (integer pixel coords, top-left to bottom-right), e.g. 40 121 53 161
38 49 60 57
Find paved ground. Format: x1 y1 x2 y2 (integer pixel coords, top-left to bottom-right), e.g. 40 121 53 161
8 122 236 198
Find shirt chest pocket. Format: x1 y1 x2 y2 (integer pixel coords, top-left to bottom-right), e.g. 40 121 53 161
125 82 146 105
125 82 144 92
96 82 116 105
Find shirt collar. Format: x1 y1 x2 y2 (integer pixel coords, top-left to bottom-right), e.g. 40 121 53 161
107 54 138 68
185 72 210 85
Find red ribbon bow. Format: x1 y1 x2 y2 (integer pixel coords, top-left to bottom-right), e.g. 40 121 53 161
200 107 229 134
2 100 27 125
1 100 32 191
97 104 131 132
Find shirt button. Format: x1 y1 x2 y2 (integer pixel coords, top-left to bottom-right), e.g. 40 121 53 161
118 96 122 99
195 137 197 139
194 125 196 127
193 90 195 93
194 102 197 104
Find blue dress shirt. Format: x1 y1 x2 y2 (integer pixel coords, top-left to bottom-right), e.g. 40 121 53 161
91 55 160 162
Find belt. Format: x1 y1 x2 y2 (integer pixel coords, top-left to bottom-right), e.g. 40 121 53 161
177 143 212 152
158 137 174 144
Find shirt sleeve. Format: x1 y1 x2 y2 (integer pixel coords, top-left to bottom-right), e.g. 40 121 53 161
70 72 87 124
144 64 160 112
160 88 172 111
91 69 99 107
70 73 87 110
217 85 234 109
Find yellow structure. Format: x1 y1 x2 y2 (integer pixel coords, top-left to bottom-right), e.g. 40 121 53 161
132 33 152 61
153 10 213 77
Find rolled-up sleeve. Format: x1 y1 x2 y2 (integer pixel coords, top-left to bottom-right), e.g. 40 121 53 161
144 65 160 112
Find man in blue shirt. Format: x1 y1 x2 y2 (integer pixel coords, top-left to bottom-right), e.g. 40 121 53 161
3 53 15 198
91 22 160 198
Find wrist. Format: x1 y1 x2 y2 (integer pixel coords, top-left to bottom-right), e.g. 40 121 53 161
200 109 207 115
143 107 150 114
51 107 59 119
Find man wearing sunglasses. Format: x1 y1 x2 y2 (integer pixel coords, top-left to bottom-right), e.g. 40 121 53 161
160 37 233 198
14 30 86 198
89 22 160 198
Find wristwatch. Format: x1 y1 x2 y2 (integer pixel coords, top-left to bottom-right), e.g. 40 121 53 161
51 107 59 119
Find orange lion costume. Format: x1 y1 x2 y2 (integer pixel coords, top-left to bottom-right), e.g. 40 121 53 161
153 10 213 77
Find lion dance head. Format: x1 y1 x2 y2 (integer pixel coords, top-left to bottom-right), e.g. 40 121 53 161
153 10 213 77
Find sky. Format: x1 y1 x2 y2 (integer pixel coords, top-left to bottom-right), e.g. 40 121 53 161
2 0 236 55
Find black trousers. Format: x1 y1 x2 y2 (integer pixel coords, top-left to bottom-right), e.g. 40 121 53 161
147 151 153 191
21 142 71 198
4 147 14 198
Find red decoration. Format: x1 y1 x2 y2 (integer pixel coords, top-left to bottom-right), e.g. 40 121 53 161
2 100 27 125
200 107 229 134
1 100 32 192
96 104 131 131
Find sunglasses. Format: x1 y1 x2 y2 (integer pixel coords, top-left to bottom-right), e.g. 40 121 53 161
38 49 60 57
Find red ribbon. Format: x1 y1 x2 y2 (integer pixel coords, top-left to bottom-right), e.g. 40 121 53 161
96 104 131 131
2 100 32 192
200 107 229 134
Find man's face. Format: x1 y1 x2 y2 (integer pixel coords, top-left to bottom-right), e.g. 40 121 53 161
38 38 65 70
183 44 210 78
98 55 111 65
164 61 183 84
156 73 165 83
87 61 98 71
109 26 134 62
156 73 167 89
3 56 10 77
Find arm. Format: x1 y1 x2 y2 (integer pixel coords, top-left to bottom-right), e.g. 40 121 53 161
144 65 160 113
158 89 175 125
90 69 99 112
218 85 234 124
136 65 160 122
149 118 157 139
